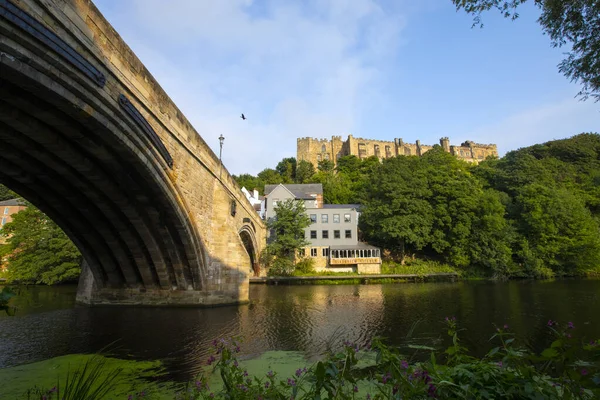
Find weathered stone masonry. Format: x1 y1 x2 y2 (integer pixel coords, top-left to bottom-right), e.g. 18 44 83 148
0 0 266 306
297 135 498 166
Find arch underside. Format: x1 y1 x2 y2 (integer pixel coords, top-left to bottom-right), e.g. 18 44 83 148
0 64 206 292
239 226 259 277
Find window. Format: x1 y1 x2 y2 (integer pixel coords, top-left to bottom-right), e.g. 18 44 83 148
272 198 279 208
344 213 351 223
310 214 317 223
311 248 318 257
310 230 317 239
322 248 330 257
358 143 367 159
333 214 340 223
298 248 305 257
317 154 322 161
385 145 392 158
321 214 328 223
374 144 380 157
324 153 330 160
1 217 6 226
3 207 8 215
321 145 327 153
345 230 352 239
322 230 329 239
334 230 340 239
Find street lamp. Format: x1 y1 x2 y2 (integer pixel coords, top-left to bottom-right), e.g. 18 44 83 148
218 134 225 179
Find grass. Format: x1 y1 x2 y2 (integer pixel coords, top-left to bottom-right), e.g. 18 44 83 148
381 260 459 276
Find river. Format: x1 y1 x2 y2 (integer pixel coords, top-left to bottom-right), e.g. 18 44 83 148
1 280 599 384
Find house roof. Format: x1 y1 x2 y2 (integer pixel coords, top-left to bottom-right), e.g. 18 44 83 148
264 184 323 199
0 198 25 207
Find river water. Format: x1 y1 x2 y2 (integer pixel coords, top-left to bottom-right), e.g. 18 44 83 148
1 280 599 383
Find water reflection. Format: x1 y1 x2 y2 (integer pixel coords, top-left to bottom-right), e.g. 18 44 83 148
1 280 600 382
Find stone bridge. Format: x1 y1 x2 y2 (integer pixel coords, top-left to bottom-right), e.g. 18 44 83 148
0 0 266 306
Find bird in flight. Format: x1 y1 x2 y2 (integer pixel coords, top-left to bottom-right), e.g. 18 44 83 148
240 113 246 120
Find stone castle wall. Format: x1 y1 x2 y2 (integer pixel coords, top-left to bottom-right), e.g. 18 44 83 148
297 135 498 166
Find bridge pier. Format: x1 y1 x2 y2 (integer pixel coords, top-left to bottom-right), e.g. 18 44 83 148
76 260 249 307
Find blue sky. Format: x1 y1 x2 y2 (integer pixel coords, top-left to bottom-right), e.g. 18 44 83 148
94 0 598 175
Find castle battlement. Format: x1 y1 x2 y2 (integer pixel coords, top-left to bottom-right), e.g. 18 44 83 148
297 135 498 165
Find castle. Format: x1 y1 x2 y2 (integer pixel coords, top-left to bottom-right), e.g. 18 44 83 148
297 135 498 167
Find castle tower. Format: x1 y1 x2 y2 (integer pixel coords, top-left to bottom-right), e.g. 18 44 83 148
440 137 450 153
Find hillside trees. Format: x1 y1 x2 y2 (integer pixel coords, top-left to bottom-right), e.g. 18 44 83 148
1 203 82 284
359 147 512 274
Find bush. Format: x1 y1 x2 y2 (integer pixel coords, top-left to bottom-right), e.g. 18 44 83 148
267 257 295 277
294 258 315 275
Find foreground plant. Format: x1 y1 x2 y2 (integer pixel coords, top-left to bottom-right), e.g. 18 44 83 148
25 355 124 400
181 319 600 399
30 319 600 399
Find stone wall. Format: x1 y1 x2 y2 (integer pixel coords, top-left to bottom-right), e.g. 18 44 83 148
297 135 498 166
1 0 266 306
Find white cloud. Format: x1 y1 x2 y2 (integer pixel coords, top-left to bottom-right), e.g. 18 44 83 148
462 97 599 155
101 0 406 174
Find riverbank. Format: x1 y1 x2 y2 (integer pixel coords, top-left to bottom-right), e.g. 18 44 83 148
250 273 457 285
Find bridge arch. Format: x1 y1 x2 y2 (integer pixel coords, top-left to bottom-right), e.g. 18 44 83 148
0 61 206 293
0 0 266 305
239 225 260 277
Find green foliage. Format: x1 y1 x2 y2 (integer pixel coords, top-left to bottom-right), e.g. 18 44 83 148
293 257 315 275
0 183 18 202
360 147 513 275
129 319 600 399
0 286 16 316
25 355 125 400
453 0 600 101
295 160 316 184
317 159 335 172
381 260 458 276
275 157 297 183
265 199 312 275
1 204 82 285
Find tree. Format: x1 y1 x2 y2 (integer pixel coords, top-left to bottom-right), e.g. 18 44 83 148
257 168 284 185
0 183 17 202
360 147 512 272
233 174 263 194
453 0 600 101
317 159 335 172
1 204 82 284
275 157 297 183
266 199 311 275
295 160 316 183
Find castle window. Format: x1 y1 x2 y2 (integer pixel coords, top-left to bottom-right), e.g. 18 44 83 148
317 154 322 161
385 145 392 158
374 145 380 157
324 153 330 160
358 143 367 159
460 150 464 157
321 145 327 153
